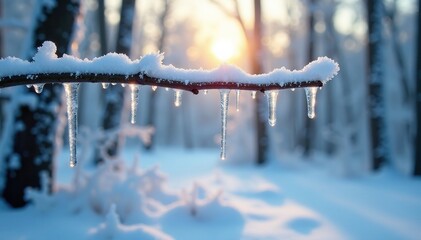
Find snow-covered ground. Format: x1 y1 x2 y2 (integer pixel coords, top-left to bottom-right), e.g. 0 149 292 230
1 147 420 240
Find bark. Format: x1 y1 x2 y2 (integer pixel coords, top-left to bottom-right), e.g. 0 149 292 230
1 0 79 208
252 0 267 165
97 0 135 162
303 0 316 156
413 1 421 176
145 0 171 151
367 0 386 171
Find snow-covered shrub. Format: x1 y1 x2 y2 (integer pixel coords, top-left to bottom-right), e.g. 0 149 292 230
89 204 172 240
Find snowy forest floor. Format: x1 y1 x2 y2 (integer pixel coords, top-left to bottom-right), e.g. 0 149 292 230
1 147 421 240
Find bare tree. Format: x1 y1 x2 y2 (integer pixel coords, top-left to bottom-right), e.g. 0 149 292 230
97 0 136 162
145 0 172 150
367 0 387 171
1 0 79 208
413 1 421 176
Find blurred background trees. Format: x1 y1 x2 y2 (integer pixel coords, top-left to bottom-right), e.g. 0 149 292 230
0 0 420 207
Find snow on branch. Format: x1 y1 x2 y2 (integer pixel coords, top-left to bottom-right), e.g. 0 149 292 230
0 41 339 92
0 41 340 167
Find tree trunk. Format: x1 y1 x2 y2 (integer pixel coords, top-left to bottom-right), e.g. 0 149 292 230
252 0 267 165
367 0 386 171
145 0 170 151
413 1 421 176
1 0 79 208
303 0 316 156
97 0 135 161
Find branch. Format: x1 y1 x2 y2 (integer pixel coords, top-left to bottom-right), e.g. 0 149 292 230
0 72 324 94
0 41 339 93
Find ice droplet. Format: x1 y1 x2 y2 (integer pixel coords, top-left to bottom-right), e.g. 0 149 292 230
102 83 109 89
251 91 257 99
305 87 318 119
26 84 32 88
165 88 169 91
63 83 80 168
174 90 182 107
121 83 126 88
219 90 230 160
151 86 157 91
265 90 279 127
291 88 295 92
34 84 45 94
235 90 240 112
130 84 140 124
204 90 208 95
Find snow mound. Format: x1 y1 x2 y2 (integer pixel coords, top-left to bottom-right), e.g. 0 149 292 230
89 204 172 240
160 184 245 240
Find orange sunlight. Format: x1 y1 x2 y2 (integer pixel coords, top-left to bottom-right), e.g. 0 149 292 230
211 35 244 64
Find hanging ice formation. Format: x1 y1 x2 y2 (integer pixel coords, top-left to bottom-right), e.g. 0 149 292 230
33 84 45 94
63 83 80 168
174 90 182 107
203 89 208 95
102 83 110 89
305 87 318 119
151 86 157 91
236 90 240 112
219 90 230 160
251 91 257 99
130 84 141 124
265 90 279 127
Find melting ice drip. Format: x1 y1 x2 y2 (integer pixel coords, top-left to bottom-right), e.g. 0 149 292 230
102 83 110 89
33 84 45 94
305 87 318 119
130 85 140 124
236 90 240 112
174 90 182 107
265 90 279 127
219 90 230 160
64 83 80 168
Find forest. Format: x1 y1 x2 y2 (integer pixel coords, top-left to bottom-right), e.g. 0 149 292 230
0 0 420 239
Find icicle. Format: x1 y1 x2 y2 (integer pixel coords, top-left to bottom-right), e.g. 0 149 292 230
130 84 141 124
204 90 208 95
305 87 318 119
63 83 80 168
235 90 240 112
151 86 157 91
33 84 44 94
121 83 126 88
265 90 279 127
111 83 117 86
174 90 182 107
165 88 169 91
26 84 32 88
219 90 230 160
251 91 257 99
291 88 295 92
102 83 109 89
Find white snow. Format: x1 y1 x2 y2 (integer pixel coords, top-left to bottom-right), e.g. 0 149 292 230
0 148 420 240
0 41 339 85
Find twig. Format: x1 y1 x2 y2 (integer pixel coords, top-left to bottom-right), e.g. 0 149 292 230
0 72 323 94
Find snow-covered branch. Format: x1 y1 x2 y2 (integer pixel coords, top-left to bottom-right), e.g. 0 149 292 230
0 41 340 167
0 41 339 92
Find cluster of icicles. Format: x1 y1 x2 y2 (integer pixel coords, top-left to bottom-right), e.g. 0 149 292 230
27 83 318 167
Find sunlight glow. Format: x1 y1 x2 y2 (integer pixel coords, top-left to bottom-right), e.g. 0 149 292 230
211 38 237 62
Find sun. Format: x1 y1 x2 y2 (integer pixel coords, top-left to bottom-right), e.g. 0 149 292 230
211 38 238 62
